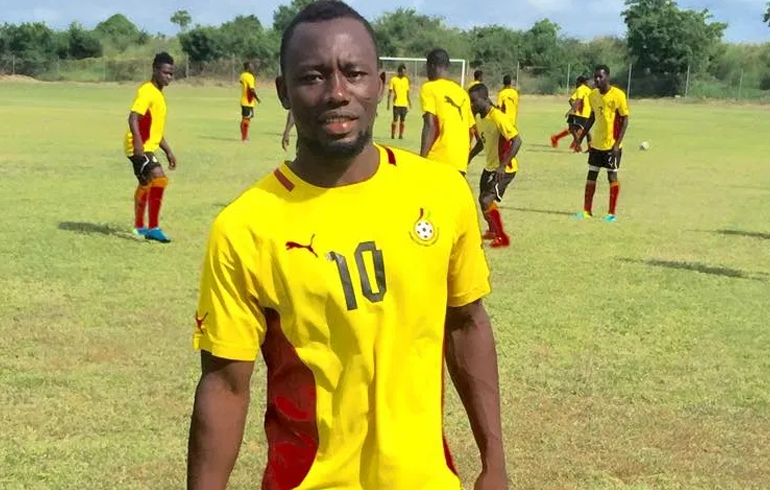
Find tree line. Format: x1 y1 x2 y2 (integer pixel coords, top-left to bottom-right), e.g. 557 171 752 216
1 0 769 98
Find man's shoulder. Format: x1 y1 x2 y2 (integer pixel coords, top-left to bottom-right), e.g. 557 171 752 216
214 169 288 230
386 145 469 188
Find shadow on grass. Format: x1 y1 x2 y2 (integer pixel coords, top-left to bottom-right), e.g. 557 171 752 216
58 222 139 242
526 143 566 155
619 258 768 282
511 207 575 217
199 135 241 142
715 229 770 240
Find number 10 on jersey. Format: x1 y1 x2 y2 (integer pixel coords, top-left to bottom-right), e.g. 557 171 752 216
327 241 387 311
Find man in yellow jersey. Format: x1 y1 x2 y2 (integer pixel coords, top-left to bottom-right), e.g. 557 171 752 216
124 52 176 243
239 61 260 142
186 2 509 490
468 83 522 248
420 48 476 175
551 76 592 152
467 69 483 90
496 74 519 126
386 63 411 139
575 64 630 223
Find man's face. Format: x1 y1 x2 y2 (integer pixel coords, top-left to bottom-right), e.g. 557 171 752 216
398 67 405 77
154 63 174 88
469 90 485 116
277 18 381 159
594 69 609 90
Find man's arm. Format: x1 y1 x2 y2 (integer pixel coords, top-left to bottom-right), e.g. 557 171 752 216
420 113 436 157
468 137 484 163
250 87 260 104
282 111 295 151
445 300 507 480
387 89 393 110
128 112 145 157
187 352 255 490
499 134 522 172
159 137 177 169
577 111 595 146
407 90 412 109
614 115 629 150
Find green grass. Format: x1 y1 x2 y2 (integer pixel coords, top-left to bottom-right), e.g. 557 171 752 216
1 79 769 490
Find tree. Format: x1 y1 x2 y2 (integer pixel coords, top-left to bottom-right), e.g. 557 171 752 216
94 14 147 52
179 26 225 63
65 22 103 59
764 2 770 25
272 0 318 33
171 10 192 33
372 8 469 59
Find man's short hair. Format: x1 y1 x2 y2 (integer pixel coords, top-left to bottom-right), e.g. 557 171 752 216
474 69 483 80
576 75 588 85
153 52 174 68
426 48 450 68
280 0 378 75
595 64 611 76
503 74 512 86
397 63 406 71
468 83 489 99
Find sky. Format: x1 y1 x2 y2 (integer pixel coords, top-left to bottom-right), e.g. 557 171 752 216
1 0 768 43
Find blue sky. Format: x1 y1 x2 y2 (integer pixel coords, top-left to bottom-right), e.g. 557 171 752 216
1 0 768 43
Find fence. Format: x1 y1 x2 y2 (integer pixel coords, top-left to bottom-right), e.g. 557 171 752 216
2 55 769 101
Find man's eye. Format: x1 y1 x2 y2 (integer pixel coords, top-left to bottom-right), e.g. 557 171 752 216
301 74 323 83
348 71 366 80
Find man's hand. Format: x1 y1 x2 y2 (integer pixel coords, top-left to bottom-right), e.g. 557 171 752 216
474 468 509 490
495 166 506 183
282 132 291 151
166 151 177 170
133 144 145 159
610 143 620 168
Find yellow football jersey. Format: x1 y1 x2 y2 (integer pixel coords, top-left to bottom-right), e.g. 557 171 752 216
420 79 475 173
239 71 257 108
476 107 519 173
194 144 491 490
389 75 410 108
570 84 592 119
496 87 519 125
124 81 167 157
588 86 630 151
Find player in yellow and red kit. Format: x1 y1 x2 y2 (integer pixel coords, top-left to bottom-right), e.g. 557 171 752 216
239 61 260 141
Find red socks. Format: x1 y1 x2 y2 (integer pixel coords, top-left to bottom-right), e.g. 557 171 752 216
134 185 149 229
609 181 620 215
399 122 405 138
148 176 168 229
241 118 250 141
584 181 597 215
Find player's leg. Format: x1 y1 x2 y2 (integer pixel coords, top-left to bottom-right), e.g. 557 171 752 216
604 150 622 222
488 172 516 247
143 154 171 243
552 116 572 147
479 171 496 239
130 156 151 236
575 149 601 219
241 106 253 142
391 107 399 139
398 108 407 139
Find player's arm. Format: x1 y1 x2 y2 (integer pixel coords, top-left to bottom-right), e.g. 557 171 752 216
468 136 484 163
282 111 294 151
128 111 146 157
613 95 630 153
188 353 254 490
159 137 177 169
499 134 522 174
577 110 596 146
419 85 437 157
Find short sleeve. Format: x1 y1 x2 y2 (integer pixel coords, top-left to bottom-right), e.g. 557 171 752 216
618 91 630 116
193 213 267 361
420 84 436 115
389 78 396 91
569 89 579 101
130 85 151 115
447 178 492 307
464 97 475 129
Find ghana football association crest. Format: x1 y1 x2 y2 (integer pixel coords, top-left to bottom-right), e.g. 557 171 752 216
409 208 439 246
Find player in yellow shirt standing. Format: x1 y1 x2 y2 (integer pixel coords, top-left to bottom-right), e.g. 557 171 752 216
239 61 260 142
468 83 522 248
386 63 411 139
551 76 592 152
467 69 483 90
187 3 509 490
124 52 177 243
575 65 630 222
420 48 476 175
496 74 519 126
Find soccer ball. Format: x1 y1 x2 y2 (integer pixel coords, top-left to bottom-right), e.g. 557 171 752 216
415 220 434 241
639 141 650 151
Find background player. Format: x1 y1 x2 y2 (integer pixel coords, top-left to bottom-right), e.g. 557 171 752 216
575 65 630 222
468 83 522 248
124 52 176 243
497 74 519 126
239 61 260 142
420 48 476 175
468 69 483 90
387 63 411 139
551 76 592 152
187 2 508 490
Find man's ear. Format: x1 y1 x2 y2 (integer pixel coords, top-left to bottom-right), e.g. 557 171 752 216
276 76 291 110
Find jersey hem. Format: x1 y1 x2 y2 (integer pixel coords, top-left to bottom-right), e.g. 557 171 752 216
447 284 492 308
193 335 259 362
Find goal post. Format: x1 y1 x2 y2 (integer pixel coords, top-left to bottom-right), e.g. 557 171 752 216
379 56 468 88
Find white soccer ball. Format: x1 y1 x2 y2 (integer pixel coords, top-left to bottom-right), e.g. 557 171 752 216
639 141 650 151
415 220 434 240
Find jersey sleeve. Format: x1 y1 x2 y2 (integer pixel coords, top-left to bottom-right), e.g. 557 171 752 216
464 97 475 129
130 85 152 115
420 84 436 115
496 113 519 141
193 212 267 362
618 90 630 116
447 177 492 307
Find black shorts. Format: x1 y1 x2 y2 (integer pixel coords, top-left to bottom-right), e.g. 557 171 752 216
588 148 622 171
241 106 255 118
568 115 589 131
392 106 408 120
128 152 160 185
480 169 516 202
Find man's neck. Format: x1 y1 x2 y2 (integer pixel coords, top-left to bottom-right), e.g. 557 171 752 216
151 79 163 91
291 143 380 188
599 84 611 94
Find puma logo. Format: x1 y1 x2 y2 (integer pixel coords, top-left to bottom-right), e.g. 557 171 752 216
286 234 318 257
444 95 464 118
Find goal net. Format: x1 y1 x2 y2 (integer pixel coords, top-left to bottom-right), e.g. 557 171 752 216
379 56 468 89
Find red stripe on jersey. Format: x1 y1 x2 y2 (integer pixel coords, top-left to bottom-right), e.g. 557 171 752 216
261 308 319 490
273 169 295 192
498 135 513 169
613 109 622 141
384 146 397 165
138 110 152 143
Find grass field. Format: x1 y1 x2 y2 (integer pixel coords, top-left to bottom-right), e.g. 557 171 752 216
1 78 770 490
